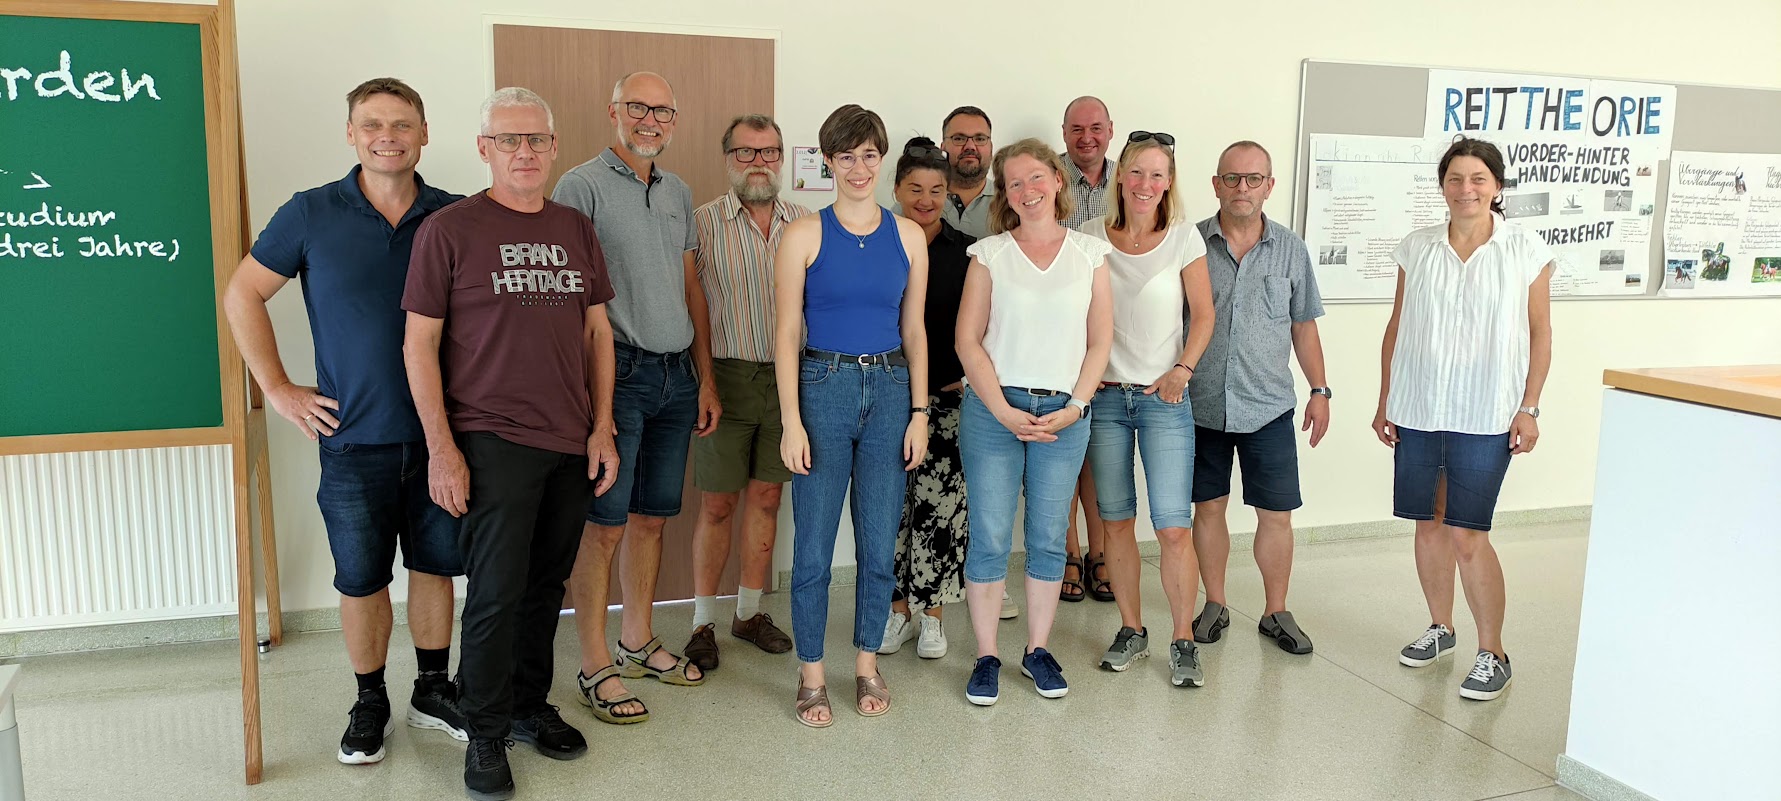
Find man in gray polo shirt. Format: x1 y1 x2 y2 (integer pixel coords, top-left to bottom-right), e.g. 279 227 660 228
555 71 721 721
1060 96 1115 229
1188 140 1331 656
937 105 995 238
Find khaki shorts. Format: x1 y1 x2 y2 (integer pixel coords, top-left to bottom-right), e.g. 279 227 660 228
694 358 790 492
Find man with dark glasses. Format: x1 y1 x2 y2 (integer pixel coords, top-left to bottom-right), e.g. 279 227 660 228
1189 140 1331 657
554 70 721 722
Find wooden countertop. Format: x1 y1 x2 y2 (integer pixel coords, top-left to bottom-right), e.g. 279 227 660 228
1603 365 1781 419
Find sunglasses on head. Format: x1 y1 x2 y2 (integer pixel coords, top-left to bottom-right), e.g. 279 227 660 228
1127 131 1176 148
904 144 948 161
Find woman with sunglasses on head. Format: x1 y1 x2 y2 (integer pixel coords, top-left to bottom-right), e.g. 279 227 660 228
1376 137 1552 702
1077 131 1216 687
956 138 1113 705
774 105 931 727
879 137 974 661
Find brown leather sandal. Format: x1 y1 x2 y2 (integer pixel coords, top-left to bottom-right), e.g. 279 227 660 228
855 673 890 717
795 683 833 728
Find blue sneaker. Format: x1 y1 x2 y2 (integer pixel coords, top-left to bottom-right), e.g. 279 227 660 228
1021 648 1069 698
965 656 1001 706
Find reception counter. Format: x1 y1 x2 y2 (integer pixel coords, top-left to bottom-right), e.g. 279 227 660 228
1560 366 1781 801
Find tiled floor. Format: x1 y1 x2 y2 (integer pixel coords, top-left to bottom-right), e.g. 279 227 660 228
7 521 1590 800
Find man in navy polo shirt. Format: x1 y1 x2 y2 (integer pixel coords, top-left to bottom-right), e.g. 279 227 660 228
223 77 468 766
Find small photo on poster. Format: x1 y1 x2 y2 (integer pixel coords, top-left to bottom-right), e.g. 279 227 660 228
1318 245 1348 265
1604 190 1633 212
1753 256 1781 284
1559 193 1586 215
1599 249 1626 271
1667 259 1698 289
1701 244 1731 281
1503 192 1548 219
1625 273 1643 287
1639 204 1655 216
1316 166 1333 190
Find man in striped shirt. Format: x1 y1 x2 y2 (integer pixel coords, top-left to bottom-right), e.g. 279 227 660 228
682 114 810 671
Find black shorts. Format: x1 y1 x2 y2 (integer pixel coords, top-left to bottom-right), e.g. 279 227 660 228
1192 410 1302 512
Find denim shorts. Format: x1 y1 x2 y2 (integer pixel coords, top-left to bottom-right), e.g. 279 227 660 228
316 439 464 597
1392 426 1513 532
1086 385 1195 530
587 342 701 527
1192 410 1303 512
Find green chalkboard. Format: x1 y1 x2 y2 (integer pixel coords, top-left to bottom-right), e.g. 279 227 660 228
0 14 221 437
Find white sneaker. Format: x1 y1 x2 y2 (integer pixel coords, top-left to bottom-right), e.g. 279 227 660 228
1000 590 1019 620
916 613 947 659
878 611 913 654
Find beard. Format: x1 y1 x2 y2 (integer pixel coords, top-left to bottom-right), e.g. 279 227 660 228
729 166 781 203
951 159 985 184
624 126 667 158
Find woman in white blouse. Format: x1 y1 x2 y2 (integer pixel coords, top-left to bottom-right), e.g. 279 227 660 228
1078 131 1216 687
1373 136 1553 703
954 138 1113 706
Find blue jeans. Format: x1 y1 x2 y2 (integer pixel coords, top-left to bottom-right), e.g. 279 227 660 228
316 439 463 597
959 386 1092 584
1086 385 1196 530
789 356 911 663
1392 426 1513 532
587 342 701 527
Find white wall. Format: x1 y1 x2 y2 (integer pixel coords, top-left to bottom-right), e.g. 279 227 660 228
231 0 1781 613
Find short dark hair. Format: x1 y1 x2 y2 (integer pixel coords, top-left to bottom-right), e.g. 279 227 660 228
1438 137 1508 215
818 104 889 157
942 106 992 134
346 77 425 122
721 114 782 154
895 136 949 185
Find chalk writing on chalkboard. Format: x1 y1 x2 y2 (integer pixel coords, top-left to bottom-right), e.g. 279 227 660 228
0 50 161 103
1 173 181 262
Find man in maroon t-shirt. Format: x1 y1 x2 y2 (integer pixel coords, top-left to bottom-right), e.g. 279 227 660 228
401 87 618 801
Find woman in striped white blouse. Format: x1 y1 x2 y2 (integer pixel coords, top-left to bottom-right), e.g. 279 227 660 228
1372 137 1553 703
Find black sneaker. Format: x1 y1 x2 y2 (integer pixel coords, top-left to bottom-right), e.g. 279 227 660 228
509 704 587 761
338 690 394 765
407 673 469 742
464 737 515 801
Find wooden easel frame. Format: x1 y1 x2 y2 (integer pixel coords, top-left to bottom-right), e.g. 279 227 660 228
0 0 277 785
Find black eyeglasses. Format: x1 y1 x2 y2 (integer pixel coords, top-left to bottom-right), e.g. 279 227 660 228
727 146 783 163
480 133 555 153
1217 173 1270 188
619 102 677 123
1127 131 1175 148
904 144 948 161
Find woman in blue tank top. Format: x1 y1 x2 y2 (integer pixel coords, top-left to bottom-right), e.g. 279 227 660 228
773 104 931 728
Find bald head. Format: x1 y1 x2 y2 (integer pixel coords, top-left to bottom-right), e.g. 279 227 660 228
610 71 676 106
1062 96 1113 175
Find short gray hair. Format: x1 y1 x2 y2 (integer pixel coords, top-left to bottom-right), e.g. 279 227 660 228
721 114 782 154
480 87 554 135
609 71 677 106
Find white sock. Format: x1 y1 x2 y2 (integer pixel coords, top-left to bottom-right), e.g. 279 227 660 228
735 586 763 621
692 595 717 630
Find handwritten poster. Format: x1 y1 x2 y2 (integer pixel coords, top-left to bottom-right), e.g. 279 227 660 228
1424 70 1677 155
1661 151 1781 297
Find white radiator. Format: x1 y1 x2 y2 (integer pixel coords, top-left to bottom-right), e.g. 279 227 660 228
0 446 237 633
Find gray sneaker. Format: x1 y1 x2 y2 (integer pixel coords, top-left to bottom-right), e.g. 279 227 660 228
1192 601 1230 644
1399 624 1457 668
1098 626 1149 672
1459 650 1513 701
1169 640 1205 687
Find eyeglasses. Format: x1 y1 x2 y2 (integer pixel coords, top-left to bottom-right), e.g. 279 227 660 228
727 146 783 163
904 144 948 161
946 134 991 147
1127 131 1175 148
1217 173 1270 188
833 151 882 170
480 133 555 153
619 102 677 123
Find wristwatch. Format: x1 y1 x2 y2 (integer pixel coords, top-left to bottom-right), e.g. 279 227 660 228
911 405 934 418
1518 405 1540 419
1310 387 1333 399
1067 398 1091 419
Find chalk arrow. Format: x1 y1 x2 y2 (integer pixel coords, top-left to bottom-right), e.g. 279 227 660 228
23 172 51 190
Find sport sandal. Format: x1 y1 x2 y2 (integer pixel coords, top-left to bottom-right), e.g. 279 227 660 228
574 664 649 725
613 636 705 686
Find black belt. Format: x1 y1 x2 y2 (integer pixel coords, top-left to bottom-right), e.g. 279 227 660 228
803 347 907 367
1010 386 1064 396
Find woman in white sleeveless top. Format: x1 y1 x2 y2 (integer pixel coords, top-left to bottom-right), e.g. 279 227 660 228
1078 131 1216 687
954 138 1113 706
1374 137 1554 703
